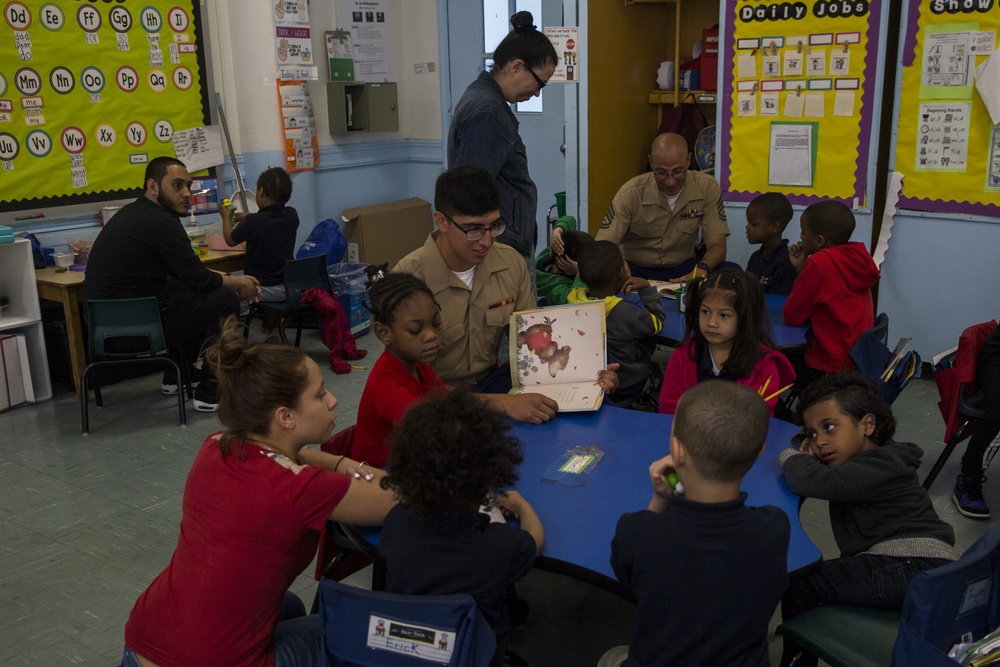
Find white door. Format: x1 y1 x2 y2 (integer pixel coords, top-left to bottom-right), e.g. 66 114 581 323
440 0 568 249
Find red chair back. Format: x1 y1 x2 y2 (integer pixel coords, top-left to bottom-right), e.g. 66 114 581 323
935 320 997 442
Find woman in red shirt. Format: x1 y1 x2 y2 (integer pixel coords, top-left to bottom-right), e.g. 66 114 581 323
122 316 395 667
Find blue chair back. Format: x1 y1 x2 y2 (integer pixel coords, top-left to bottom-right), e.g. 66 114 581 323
283 254 332 309
892 531 1000 666
850 313 921 405
86 297 168 359
317 578 496 667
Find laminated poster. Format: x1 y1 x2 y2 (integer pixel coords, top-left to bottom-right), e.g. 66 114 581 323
0 0 209 208
895 0 1000 214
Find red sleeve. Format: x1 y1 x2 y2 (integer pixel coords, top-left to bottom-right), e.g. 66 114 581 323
659 340 694 415
748 356 784 415
277 461 352 531
356 364 446 468
782 258 821 326
375 378 431 431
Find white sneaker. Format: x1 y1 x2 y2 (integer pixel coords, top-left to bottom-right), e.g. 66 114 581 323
193 398 219 413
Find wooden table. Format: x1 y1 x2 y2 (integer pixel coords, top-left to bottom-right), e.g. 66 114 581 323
35 249 246 395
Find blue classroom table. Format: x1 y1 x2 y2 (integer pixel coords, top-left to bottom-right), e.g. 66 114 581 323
656 293 808 350
348 406 821 599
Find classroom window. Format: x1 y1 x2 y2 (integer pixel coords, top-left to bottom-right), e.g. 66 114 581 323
482 0 543 114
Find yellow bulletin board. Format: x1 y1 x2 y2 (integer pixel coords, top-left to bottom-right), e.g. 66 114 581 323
0 0 210 211
721 1 883 207
895 0 1000 216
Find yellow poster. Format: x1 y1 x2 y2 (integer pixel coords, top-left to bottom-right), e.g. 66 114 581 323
0 1 207 208
722 1 882 206
895 0 1000 214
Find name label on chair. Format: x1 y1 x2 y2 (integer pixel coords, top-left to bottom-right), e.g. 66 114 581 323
958 576 992 615
366 615 457 662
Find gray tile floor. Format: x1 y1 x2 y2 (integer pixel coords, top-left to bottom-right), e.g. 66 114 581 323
1 330 996 666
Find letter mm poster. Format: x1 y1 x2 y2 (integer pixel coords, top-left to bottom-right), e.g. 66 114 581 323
0 0 209 209
721 1 884 206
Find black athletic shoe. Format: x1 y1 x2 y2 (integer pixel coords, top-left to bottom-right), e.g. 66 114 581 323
193 379 219 413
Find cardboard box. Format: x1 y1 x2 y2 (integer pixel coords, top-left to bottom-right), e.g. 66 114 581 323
341 197 433 268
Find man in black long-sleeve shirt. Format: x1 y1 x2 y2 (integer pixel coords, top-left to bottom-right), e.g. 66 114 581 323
85 157 260 411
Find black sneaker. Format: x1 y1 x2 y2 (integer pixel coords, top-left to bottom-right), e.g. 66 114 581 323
193 379 219 413
953 474 990 519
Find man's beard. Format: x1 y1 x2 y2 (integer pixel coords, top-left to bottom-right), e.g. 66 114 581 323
157 189 187 216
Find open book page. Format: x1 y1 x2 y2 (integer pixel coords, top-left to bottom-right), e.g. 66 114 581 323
509 302 607 411
649 279 683 299
510 382 604 411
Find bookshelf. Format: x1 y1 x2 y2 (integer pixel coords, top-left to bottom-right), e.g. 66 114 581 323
0 239 53 402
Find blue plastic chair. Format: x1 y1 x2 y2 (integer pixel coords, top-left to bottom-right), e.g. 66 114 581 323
244 254 331 347
849 313 921 405
892 531 1000 665
777 531 1000 667
317 578 497 667
80 297 186 434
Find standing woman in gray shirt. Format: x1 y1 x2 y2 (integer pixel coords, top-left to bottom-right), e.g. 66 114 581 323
448 11 558 297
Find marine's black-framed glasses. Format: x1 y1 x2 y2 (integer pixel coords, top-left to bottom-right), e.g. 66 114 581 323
441 212 506 241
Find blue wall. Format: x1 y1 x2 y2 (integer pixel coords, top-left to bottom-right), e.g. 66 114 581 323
21 140 445 259
877 211 1000 358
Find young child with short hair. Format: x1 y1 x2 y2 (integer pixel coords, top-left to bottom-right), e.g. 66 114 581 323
783 200 880 383
659 269 795 415
745 192 796 295
602 381 790 667
221 167 299 303
778 372 959 667
536 223 594 305
568 240 665 400
378 391 544 667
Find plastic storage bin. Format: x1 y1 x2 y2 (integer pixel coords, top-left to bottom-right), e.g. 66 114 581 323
53 252 76 268
327 263 371 337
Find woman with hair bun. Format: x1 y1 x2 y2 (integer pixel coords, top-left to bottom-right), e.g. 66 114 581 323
448 11 558 294
121 316 395 667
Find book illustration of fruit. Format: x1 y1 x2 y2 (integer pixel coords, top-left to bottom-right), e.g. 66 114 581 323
516 316 572 379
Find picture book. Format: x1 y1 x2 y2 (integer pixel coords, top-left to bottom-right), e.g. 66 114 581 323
649 279 683 299
509 302 607 412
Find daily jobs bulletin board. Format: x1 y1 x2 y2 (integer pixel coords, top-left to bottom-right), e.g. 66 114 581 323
0 0 210 210
721 1 884 207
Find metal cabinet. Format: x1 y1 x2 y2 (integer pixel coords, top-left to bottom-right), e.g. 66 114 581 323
327 82 398 134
